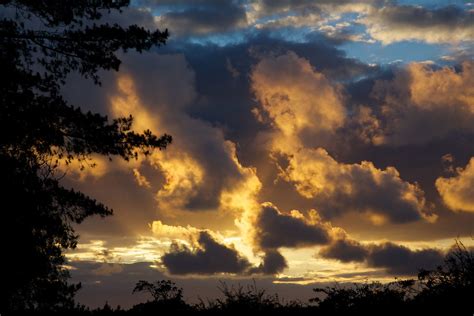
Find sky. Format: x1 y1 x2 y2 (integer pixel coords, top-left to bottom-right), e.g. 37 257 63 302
58 0 474 308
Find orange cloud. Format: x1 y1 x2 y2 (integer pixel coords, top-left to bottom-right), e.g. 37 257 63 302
251 52 433 224
282 147 431 224
371 61 474 145
362 5 474 45
251 51 346 153
436 157 474 213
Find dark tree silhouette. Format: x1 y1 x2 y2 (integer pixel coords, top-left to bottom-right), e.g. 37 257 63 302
131 280 189 313
213 281 282 312
0 0 170 312
310 240 474 315
414 240 474 314
133 280 184 303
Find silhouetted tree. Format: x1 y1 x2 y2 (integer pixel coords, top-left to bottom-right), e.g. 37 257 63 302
213 281 282 312
414 240 473 314
131 280 189 313
0 0 170 312
311 280 413 315
310 240 474 315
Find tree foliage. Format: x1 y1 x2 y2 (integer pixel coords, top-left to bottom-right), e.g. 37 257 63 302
131 280 188 313
0 0 170 311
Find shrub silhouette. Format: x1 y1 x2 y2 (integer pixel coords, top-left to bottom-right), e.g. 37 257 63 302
212 281 282 312
130 280 189 313
311 280 413 315
414 240 473 314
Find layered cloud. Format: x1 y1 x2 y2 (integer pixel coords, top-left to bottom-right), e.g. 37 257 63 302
108 52 262 215
137 0 247 36
251 250 288 275
367 61 474 146
235 202 338 275
283 147 430 224
151 220 200 240
253 202 332 249
251 52 433 224
362 5 474 45
249 1 474 46
436 158 474 213
161 231 251 275
251 51 346 152
319 237 369 263
320 238 444 275
251 0 379 21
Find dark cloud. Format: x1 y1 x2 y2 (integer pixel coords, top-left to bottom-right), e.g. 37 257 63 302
363 5 474 44
319 238 369 263
137 0 247 35
255 203 331 249
251 250 288 275
368 242 444 274
162 232 251 275
255 0 382 14
320 239 444 275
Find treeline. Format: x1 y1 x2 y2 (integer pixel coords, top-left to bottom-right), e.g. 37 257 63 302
17 241 474 315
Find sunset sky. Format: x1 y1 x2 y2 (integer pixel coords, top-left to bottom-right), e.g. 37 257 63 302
59 0 474 308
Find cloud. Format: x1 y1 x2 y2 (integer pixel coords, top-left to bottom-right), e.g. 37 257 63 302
320 238 444 275
368 61 474 146
132 168 152 188
362 5 474 44
138 0 247 36
319 238 369 263
150 220 200 240
161 231 252 275
250 51 435 225
251 0 380 20
251 51 346 152
252 202 332 249
91 263 124 276
436 157 474 213
108 52 262 215
368 242 443 275
252 250 288 275
250 2 473 46
282 147 431 224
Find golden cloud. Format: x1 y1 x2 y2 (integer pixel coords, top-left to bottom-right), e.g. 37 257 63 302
362 5 474 45
370 61 474 145
251 51 346 153
436 157 474 213
282 147 431 223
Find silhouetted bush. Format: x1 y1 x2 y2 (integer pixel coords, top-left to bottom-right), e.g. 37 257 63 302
413 240 473 314
130 280 190 314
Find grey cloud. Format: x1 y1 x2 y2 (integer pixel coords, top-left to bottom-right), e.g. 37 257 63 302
365 61 474 146
162 232 251 275
363 5 474 44
368 242 443 274
319 238 369 263
251 250 288 275
255 0 383 14
138 0 247 35
320 239 444 275
255 203 331 249
111 51 254 212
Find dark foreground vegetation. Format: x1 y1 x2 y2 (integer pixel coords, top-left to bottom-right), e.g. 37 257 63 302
11 241 474 315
